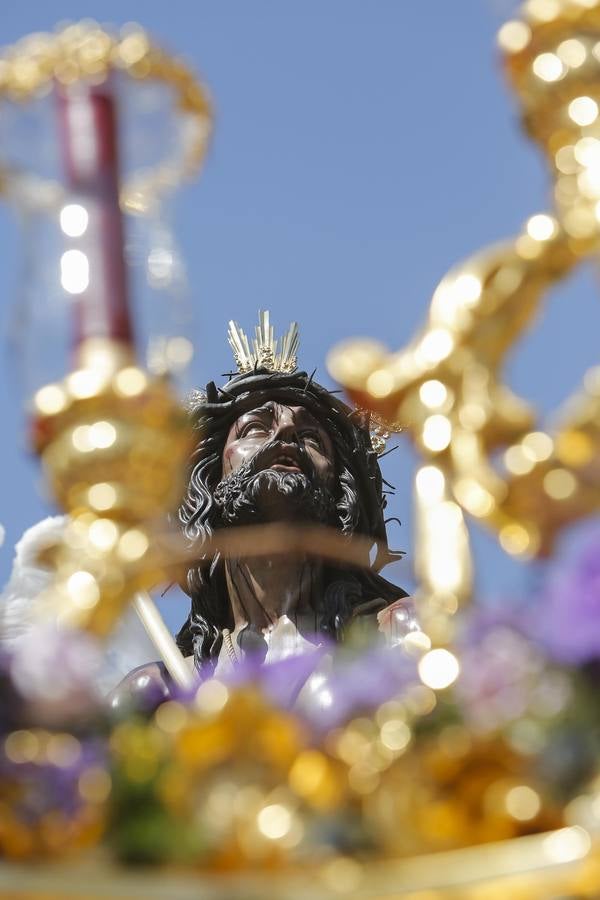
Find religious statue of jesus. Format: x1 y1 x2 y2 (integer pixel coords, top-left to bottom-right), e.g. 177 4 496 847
113 312 412 705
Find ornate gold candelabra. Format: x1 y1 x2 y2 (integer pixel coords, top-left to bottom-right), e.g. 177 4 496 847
328 0 600 644
0 23 212 639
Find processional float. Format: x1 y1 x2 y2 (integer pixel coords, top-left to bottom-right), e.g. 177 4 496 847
0 2 599 896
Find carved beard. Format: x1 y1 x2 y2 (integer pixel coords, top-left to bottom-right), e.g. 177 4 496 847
213 440 336 527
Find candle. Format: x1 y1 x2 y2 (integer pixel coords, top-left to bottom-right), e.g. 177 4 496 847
56 78 134 351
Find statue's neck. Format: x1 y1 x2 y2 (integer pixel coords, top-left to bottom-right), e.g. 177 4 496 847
224 557 322 636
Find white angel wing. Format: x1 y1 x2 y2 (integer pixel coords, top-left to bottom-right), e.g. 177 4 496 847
0 516 159 694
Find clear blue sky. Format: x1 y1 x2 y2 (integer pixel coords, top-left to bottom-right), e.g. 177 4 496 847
1 0 598 632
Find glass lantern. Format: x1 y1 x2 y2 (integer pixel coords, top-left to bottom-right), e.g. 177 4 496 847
0 22 211 400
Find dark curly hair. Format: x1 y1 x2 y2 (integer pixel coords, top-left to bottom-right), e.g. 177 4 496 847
177 367 406 673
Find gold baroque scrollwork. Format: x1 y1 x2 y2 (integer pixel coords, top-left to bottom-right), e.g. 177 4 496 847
328 0 600 640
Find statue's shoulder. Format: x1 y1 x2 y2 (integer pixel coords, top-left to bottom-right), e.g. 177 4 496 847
108 661 173 711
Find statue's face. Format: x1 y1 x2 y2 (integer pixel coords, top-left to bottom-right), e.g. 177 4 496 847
222 401 334 485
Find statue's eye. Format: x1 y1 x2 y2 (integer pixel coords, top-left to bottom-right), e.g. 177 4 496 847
240 420 269 437
300 429 323 449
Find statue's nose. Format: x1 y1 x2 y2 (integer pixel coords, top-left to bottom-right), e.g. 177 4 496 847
272 414 298 444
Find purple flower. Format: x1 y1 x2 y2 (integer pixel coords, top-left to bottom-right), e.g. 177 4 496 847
0 735 107 821
454 603 572 732
303 644 417 731
9 623 103 724
214 640 418 734
538 528 600 665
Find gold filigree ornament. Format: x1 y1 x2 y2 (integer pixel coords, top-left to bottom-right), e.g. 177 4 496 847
31 339 194 636
0 21 212 213
328 0 600 644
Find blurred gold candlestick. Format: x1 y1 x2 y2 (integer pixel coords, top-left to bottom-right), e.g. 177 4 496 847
32 338 193 635
328 0 600 642
0 22 212 637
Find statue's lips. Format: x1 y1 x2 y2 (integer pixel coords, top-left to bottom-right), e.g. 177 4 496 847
270 462 302 472
257 447 304 474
